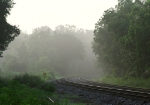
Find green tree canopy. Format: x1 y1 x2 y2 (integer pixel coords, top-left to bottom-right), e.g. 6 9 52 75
93 0 150 77
0 0 20 57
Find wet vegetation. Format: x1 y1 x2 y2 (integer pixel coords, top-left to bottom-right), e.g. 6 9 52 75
0 74 55 105
92 0 150 78
0 25 100 78
1 0 150 104
94 76 150 89
0 74 87 105
0 0 99 104
92 0 150 88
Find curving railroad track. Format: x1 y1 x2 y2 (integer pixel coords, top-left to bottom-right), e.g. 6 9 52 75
57 77 150 102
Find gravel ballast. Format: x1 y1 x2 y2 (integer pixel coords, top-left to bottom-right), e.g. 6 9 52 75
54 80 150 105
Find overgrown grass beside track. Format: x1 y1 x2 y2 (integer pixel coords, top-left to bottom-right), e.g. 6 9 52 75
0 74 87 105
93 76 150 89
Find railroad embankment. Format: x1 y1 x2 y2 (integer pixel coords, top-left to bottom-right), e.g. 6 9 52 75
54 77 150 105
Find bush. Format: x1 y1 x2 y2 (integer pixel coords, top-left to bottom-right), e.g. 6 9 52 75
40 82 55 92
0 81 55 105
12 74 56 92
0 77 8 88
13 74 43 88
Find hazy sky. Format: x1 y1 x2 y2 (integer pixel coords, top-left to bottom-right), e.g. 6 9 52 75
7 0 118 34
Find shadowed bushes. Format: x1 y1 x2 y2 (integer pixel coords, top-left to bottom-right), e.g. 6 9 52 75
13 74 43 88
12 74 55 92
13 74 55 92
0 77 8 88
40 82 55 92
0 81 56 105
0 74 57 104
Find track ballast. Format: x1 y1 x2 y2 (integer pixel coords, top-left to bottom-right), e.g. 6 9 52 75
57 77 150 102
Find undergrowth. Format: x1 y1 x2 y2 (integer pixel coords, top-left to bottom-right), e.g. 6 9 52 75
94 76 150 89
0 74 56 105
0 74 87 105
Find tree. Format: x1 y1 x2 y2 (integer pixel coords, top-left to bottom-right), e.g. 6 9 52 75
126 0 150 77
0 0 20 57
93 0 150 77
1 25 85 76
53 25 85 75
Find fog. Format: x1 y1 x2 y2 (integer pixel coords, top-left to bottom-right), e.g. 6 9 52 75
7 0 118 34
1 2 150 104
0 0 118 78
0 25 102 78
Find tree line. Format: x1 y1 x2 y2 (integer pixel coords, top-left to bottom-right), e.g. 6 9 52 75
0 0 20 57
92 0 150 78
1 25 86 77
1 0 100 78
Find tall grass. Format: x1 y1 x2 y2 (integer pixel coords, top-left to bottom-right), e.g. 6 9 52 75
0 74 87 105
95 76 150 88
0 78 56 104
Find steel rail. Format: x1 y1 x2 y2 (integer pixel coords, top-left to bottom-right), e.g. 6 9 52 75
82 78 150 93
57 77 150 102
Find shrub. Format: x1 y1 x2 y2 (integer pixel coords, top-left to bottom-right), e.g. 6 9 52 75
40 82 55 92
0 77 8 87
13 74 56 92
0 81 55 105
13 74 43 88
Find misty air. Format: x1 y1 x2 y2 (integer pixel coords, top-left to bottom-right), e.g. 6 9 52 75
0 0 150 104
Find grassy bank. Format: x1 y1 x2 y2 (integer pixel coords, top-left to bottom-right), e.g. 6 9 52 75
0 74 86 105
92 76 150 89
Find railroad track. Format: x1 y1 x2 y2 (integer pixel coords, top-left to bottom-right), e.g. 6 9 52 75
57 77 150 102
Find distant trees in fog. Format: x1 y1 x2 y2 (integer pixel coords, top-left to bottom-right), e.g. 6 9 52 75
1 25 90 77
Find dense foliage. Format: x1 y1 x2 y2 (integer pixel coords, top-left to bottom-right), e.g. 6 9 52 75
0 0 20 57
1 25 87 77
0 74 87 105
92 0 150 78
0 74 56 105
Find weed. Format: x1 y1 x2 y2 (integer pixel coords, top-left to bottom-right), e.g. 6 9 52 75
94 76 150 89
